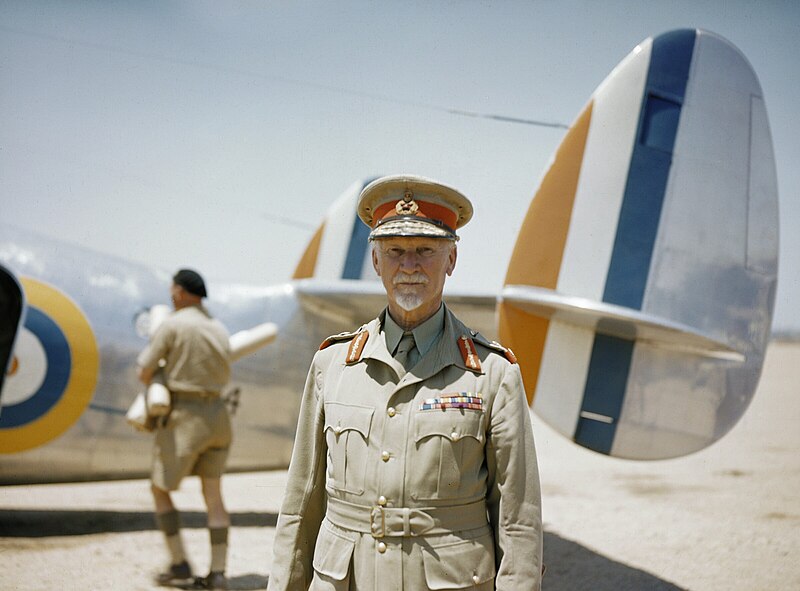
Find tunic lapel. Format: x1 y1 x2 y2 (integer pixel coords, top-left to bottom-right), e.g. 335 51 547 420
395 306 482 391
359 314 406 378
358 306 483 388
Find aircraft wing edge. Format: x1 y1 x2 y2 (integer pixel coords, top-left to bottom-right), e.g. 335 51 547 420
501 284 744 362
294 279 498 337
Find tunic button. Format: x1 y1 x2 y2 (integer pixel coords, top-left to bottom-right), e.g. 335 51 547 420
333 425 342 435
472 573 480 584
387 407 396 417
450 431 460 440
381 451 390 462
377 542 387 554
377 495 387 506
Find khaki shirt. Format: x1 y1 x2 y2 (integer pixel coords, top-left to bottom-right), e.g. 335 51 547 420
137 305 230 394
269 305 543 590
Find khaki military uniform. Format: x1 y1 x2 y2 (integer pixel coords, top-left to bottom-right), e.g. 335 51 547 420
269 305 542 590
138 305 231 395
137 305 232 490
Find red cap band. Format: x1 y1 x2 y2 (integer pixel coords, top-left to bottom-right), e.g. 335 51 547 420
372 200 459 230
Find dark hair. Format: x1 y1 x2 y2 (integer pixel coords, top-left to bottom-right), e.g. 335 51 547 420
172 268 207 298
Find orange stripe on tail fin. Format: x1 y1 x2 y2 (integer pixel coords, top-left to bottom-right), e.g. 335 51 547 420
498 101 593 404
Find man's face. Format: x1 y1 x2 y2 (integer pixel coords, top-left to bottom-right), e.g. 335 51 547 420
170 283 185 310
372 236 457 322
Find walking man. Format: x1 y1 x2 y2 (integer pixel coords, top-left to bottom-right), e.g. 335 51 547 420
137 269 232 590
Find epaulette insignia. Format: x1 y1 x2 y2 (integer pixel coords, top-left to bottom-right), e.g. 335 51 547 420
457 334 482 372
319 328 362 351
490 340 518 364
345 330 369 364
470 332 518 365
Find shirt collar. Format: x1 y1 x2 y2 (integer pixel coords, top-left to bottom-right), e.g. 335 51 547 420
175 304 210 318
382 304 445 356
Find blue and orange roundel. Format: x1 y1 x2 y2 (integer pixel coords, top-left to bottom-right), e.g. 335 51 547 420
0 277 99 453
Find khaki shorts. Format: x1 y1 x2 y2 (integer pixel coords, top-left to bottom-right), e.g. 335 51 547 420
151 396 232 491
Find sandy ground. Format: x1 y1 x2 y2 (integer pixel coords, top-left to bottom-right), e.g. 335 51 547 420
1 342 799 590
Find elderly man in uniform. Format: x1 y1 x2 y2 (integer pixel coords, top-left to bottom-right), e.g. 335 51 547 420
137 269 232 590
268 175 543 590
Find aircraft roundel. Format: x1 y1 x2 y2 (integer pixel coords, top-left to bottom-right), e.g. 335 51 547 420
0 277 99 453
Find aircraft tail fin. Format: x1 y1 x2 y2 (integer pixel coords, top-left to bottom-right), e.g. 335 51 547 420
498 29 778 460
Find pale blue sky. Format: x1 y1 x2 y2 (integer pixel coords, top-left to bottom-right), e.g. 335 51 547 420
1 1 798 328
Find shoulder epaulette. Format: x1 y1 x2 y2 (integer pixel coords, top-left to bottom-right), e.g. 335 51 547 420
319 326 370 365
319 328 361 350
470 331 518 365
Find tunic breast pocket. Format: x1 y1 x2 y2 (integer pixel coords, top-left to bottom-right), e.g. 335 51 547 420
410 410 485 501
324 402 374 495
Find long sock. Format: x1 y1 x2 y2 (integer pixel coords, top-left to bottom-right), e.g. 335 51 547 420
209 527 228 573
155 510 186 565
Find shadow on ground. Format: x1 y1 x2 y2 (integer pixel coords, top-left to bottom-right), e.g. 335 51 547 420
542 532 686 590
222 573 268 591
0 508 276 536
0 510 686 590
169 573 268 591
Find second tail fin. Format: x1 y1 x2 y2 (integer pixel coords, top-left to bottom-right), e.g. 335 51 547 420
293 178 381 282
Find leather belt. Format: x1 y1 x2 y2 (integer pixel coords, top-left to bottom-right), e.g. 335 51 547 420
172 391 220 401
326 497 488 538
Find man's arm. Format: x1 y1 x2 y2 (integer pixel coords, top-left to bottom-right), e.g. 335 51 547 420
136 324 173 386
486 363 543 590
267 355 328 590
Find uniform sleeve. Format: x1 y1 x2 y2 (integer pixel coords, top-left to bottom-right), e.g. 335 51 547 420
136 322 173 372
485 362 543 590
267 355 327 591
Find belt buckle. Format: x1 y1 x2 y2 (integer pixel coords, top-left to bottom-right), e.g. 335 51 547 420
369 506 385 538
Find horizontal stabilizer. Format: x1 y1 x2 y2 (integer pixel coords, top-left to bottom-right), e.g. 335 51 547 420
295 279 497 338
295 279 388 325
502 285 743 362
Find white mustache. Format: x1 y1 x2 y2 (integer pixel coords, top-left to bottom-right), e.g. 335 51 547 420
393 273 428 285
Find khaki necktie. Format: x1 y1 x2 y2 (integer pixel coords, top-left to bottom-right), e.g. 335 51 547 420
394 332 418 371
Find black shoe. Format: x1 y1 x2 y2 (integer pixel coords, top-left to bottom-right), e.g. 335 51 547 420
155 560 193 586
195 571 228 590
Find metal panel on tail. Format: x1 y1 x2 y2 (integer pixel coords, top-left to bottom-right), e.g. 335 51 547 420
499 29 778 459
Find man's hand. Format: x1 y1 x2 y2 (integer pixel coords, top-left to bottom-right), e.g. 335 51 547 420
137 365 154 385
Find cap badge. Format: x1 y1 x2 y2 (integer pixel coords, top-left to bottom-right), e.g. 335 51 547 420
396 191 419 216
